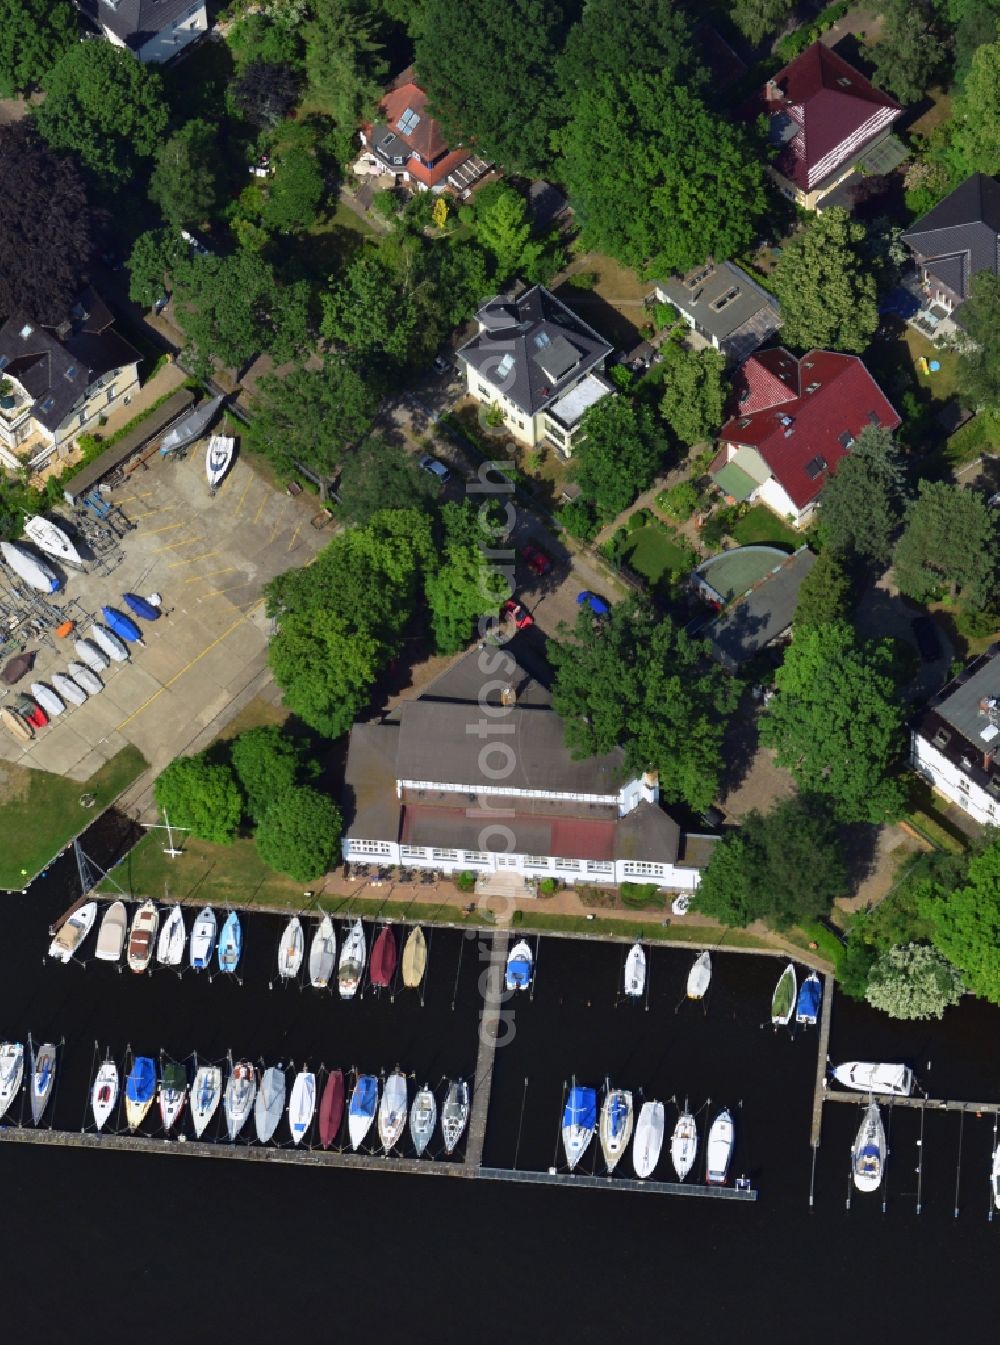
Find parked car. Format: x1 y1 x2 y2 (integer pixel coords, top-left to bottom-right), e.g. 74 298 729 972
418 454 451 484
502 599 534 630
577 591 610 617
911 616 943 662
520 543 552 576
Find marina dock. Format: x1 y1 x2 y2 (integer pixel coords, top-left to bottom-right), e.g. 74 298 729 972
809 971 835 1146
822 1090 1000 1117
464 928 508 1171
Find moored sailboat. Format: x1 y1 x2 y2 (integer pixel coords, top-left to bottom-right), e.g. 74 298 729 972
706 1108 735 1185
599 1086 634 1173
91 1058 118 1132
402 926 427 989
687 950 711 1000
126 899 158 973
830 1062 914 1097
217 910 242 975
159 1061 188 1133
505 938 533 993
318 1070 345 1149
309 915 336 989
278 916 304 979
0 1042 24 1121
796 970 822 1026
255 1066 285 1144
441 1079 470 1156
48 900 97 963
562 1083 598 1172
771 963 797 1026
189 906 217 970
670 1106 697 1181
370 925 397 989
31 1042 57 1125
378 1069 408 1152
348 1073 379 1151
338 919 366 999
410 1084 437 1157
852 1098 886 1193
224 1062 256 1141
288 1069 316 1145
191 1065 222 1138
624 943 646 998
124 1057 157 1130
95 900 128 963
156 904 186 967
632 1100 664 1180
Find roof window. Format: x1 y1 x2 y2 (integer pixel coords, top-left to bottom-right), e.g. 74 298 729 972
738 417 751 428
396 107 421 136
805 455 827 480
838 431 855 449
805 381 820 394
533 332 551 349
867 410 880 425
19 324 32 339
711 286 741 313
685 265 714 292
64 365 77 380
836 76 853 88
41 396 54 412
932 727 952 749
495 352 514 380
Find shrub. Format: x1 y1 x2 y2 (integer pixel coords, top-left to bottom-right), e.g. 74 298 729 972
658 480 700 521
609 364 633 391
653 302 677 329
775 2 850 61
559 497 599 541
538 877 558 895
627 507 651 532
255 785 342 882
619 881 665 909
566 271 598 289
454 870 476 893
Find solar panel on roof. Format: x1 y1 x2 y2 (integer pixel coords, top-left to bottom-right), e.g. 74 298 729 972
396 107 421 135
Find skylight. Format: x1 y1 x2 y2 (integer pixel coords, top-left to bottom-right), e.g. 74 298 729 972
838 431 856 449
533 332 551 349
711 286 741 313
805 455 827 480
496 353 514 380
396 107 421 136
19 324 32 339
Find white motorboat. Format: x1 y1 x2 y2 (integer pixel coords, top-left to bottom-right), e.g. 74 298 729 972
440 1079 469 1156
88 624 128 662
191 1065 222 1138
410 1084 437 1157
670 1107 697 1181
74 638 108 673
48 900 97 962
126 898 159 973
30 682 64 718
24 516 83 567
278 916 304 979
831 1062 914 1097
348 1074 379 1150
706 1108 735 1185
624 943 646 998
505 938 533 992
1 540 60 592
288 1069 316 1145
95 900 128 962
0 1042 24 1121
159 1062 187 1133
31 1042 57 1125
225 1062 256 1141
189 906 217 970
771 962 797 1026
687 950 711 1000
632 1100 665 1180
378 1069 408 1152
255 1066 285 1143
599 1087 634 1174
852 1098 886 1193
992 1144 1000 1211
51 672 87 706
206 435 236 492
308 915 336 989
156 904 186 966
67 661 103 696
91 1059 118 1131
338 918 366 999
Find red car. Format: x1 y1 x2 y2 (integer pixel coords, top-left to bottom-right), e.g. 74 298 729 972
502 599 534 630
520 543 552 576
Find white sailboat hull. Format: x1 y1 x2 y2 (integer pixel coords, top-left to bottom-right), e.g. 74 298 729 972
410 1087 437 1156
1 540 59 592
288 1071 316 1144
278 917 304 978
624 943 646 998
91 1062 118 1131
0 1043 24 1121
992 1145 1000 1211
338 919 366 999
24 516 83 566
255 1068 285 1143
125 1093 154 1131
309 916 336 988
599 1088 634 1173
30 682 65 718
48 900 97 962
378 1071 408 1152
706 1109 735 1185
225 1064 256 1141
853 1099 886 1193
440 1081 469 1156
156 905 186 966
51 672 87 706
189 907 217 969
31 1044 57 1125
74 638 108 673
206 435 235 490
632 1101 665 1180
67 662 103 696
687 951 711 1000
191 1066 222 1138
88 624 128 662
670 1112 697 1181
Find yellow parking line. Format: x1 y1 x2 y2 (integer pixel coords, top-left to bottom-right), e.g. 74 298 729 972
287 522 302 552
153 535 202 554
144 521 185 537
268 516 283 544
167 548 220 569
115 602 263 732
234 478 252 518
182 566 235 586
252 493 268 525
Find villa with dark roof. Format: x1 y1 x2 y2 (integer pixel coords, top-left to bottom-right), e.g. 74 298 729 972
911 645 1000 826
0 290 140 473
753 41 902 211
652 260 781 367
457 285 614 454
902 174 1000 324
341 647 713 893
713 347 900 527
74 0 207 63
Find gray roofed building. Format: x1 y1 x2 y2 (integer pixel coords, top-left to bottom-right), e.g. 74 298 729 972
911 644 1000 826
653 261 781 367
902 174 1000 316
73 0 208 63
706 546 816 672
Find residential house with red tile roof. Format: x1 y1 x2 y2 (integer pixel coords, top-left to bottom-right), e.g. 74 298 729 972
712 347 900 527
753 42 902 211
355 67 491 195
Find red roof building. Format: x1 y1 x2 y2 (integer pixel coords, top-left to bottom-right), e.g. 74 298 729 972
754 42 901 209
713 347 900 525
356 68 491 194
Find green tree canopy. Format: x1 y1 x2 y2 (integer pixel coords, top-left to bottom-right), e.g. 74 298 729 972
416 0 572 174
256 785 342 881
321 248 420 367
126 228 184 310
867 0 946 103
337 437 438 523
0 0 76 97
820 424 907 569
231 61 303 129
303 0 386 136
951 37 1000 175
925 838 1000 1003
770 208 878 353
571 397 666 521
954 0 1000 86
469 183 537 284
36 42 169 188
262 141 325 232
248 359 377 480
149 120 227 229
557 0 700 92
154 755 243 845
425 527 509 653
730 0 796 45
864 942 965 1020
893 478 998 611
658 343 726 446
559 74 766 276
793 551 851 629
693 794 846 929
956 272 1000 410
761 621 906 823
230 725 314 824
549 598 739 811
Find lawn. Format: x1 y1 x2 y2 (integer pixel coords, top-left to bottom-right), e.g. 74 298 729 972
0 746 147 890
621 525 692 585
102 831 308 908
730 505 800 549
945 410 1000 469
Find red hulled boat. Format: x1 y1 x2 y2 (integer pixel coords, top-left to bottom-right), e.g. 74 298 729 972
319 1069 345 1149
370 926 397 988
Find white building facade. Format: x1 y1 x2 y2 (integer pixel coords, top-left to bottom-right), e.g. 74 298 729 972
78 0 207 64
910 648 1000 827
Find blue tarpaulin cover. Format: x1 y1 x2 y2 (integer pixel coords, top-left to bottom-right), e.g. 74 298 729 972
126 1057 156 1103
101 606 142 642
507 958 531 988
122 592 161 621
564 1086 597 1131
350 1074 378 1116
796 975 822 1022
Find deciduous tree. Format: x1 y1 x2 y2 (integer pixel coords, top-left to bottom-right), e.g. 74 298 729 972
263 142 325 232
425 534 508 654
549 598 739 811
956 272 1000 410
867 0 946 104
469 183 534 283
247 359 378 479
820 424 907 569
154 755 243 845
557 0 700 93
337 437 438 523
950 37 1000 175
658 343 726 446
571 398 666 521
761 621 906 823
865 942 965 1019
321 249 420 366
770 208 878 353
126 229 182 310
256 785 342 881
230 725 315 824
0 123 92 324
729 0 795 46
793 551 851 628
231 61 303 128
925 838 1000 1003
149 120 227 228
893 478 998 611
0 0 76 96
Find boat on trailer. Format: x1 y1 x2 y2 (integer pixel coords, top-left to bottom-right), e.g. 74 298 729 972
599 1086 634 1174
771 963 797 1026
852 1098 886 1193
1 540 61 593
624 943 646 998
48 900 97 963
687 950 711 1000
830 1062 914 1097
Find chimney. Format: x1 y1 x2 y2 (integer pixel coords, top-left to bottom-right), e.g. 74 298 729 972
500 685 516 707
766 79 783 103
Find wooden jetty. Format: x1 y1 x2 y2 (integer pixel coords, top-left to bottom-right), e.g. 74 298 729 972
464 927 508 1170
823 1091 1000 1117
809 971 835 1146
479 1167 757 1200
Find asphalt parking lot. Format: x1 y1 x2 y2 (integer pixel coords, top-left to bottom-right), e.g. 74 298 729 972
0 443 328 780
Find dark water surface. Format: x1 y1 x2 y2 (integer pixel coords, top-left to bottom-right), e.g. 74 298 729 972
1 866 997 1342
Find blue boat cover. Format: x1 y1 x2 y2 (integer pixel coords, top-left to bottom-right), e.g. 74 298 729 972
218 912 242 971
507 958 531 988
797 976 822 1020
608 1093 628 1139
126 1057 156 1103
101 606 142 642
350 1074 378 1117
122 592 161 621
563 1086 597 1131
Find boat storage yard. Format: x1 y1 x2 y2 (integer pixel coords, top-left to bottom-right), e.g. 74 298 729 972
0 427 328 783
